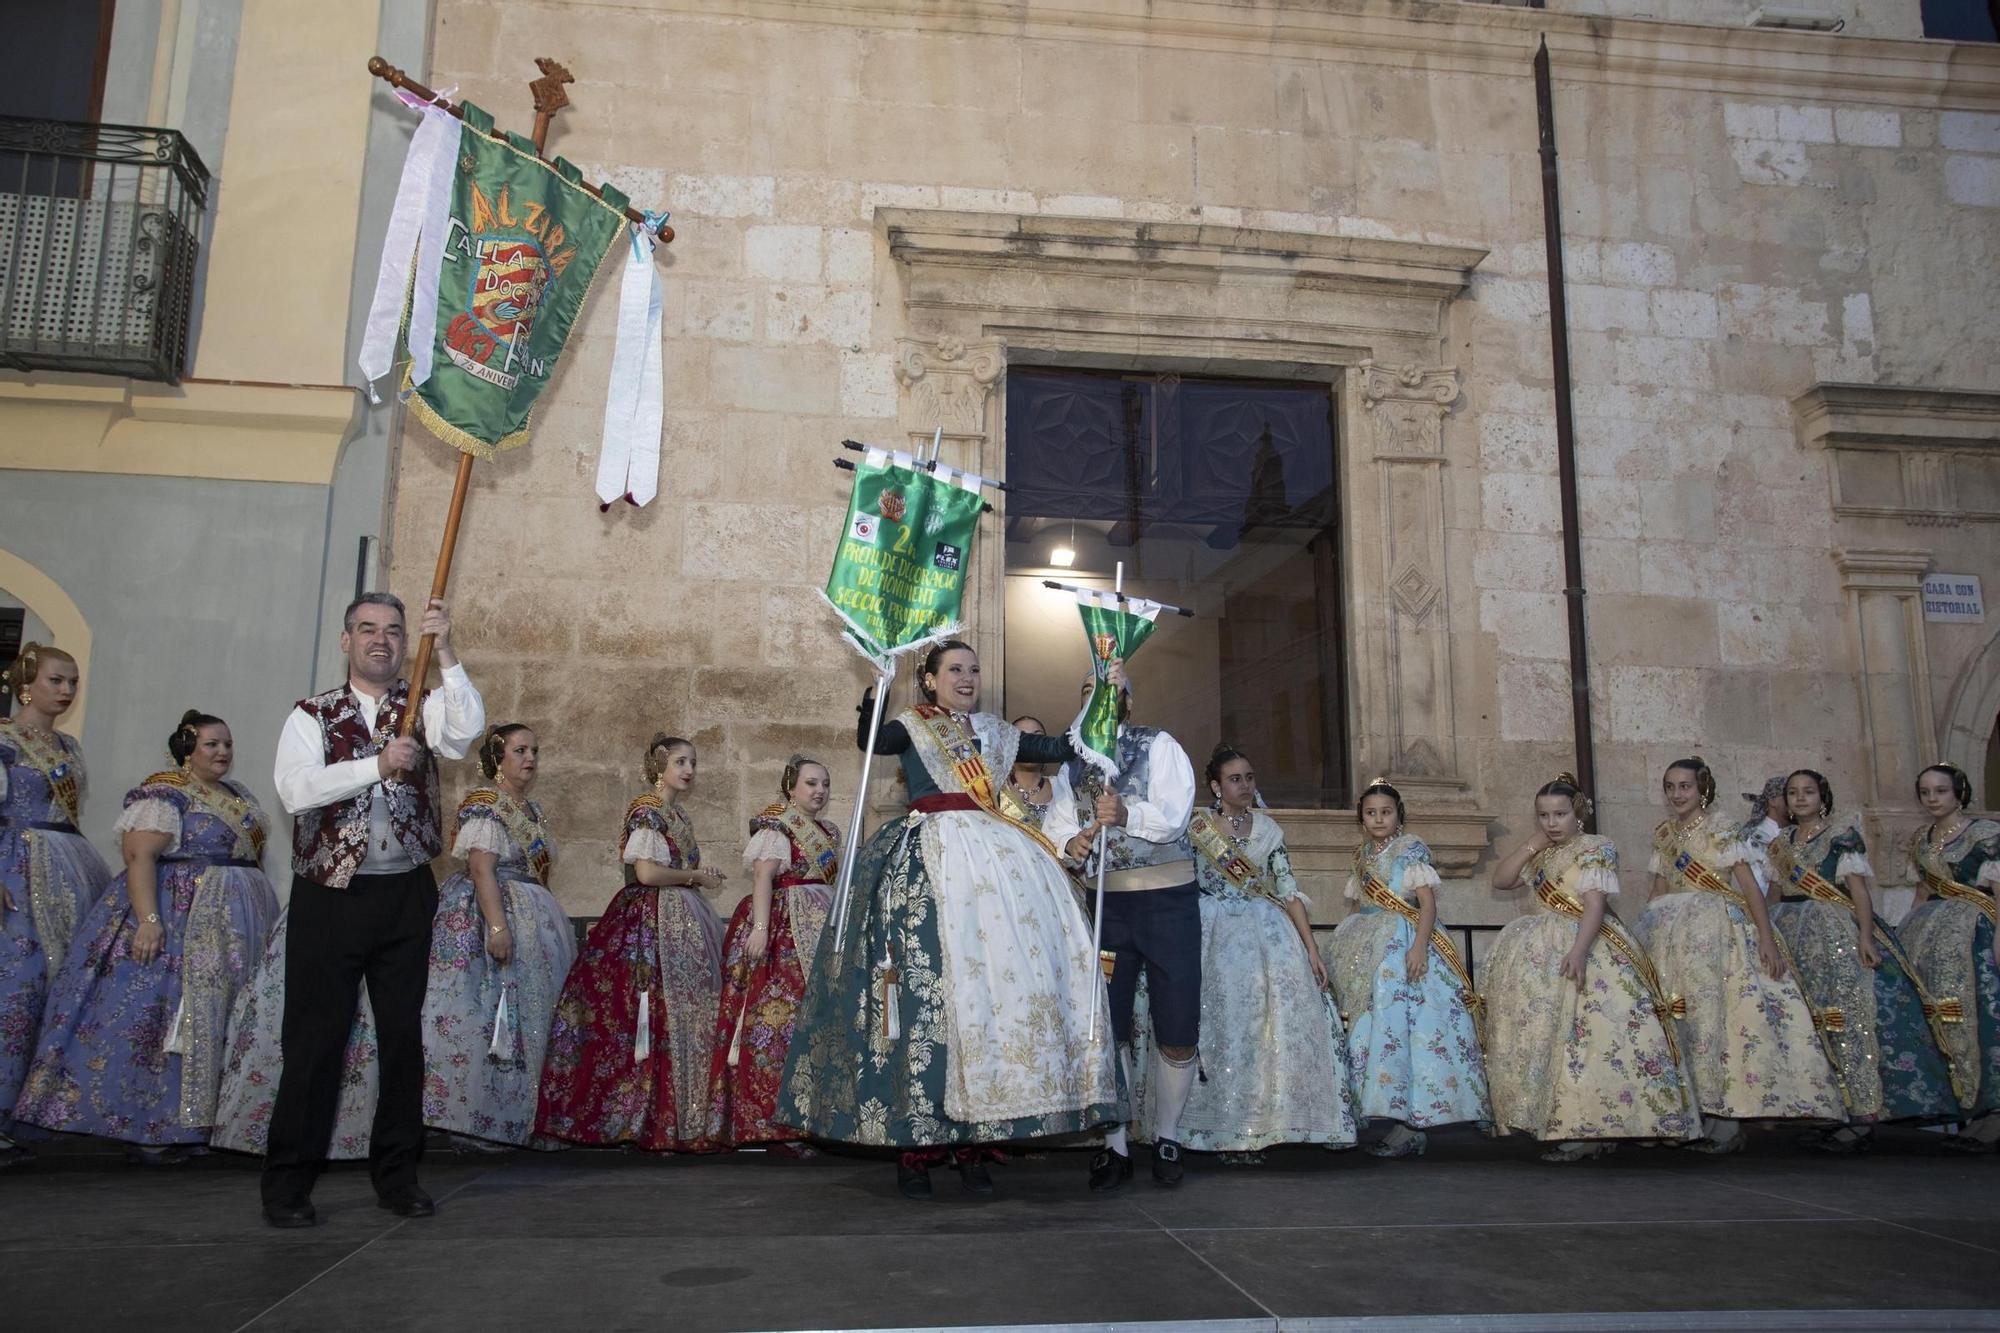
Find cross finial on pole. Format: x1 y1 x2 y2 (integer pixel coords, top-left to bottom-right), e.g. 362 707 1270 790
529 57 573 153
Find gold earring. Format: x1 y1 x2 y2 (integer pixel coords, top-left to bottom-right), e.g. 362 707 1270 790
16 690 29 705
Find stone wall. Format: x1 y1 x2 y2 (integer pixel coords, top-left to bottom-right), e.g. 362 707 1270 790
407 0 2000 924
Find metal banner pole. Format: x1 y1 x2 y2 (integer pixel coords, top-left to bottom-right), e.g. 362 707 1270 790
1087 560 1124 1042
830 667 891 952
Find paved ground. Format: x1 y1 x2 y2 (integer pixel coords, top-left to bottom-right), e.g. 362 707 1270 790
7 1125 2000 1332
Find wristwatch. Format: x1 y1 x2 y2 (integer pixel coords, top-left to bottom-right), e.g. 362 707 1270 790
141 912 161 925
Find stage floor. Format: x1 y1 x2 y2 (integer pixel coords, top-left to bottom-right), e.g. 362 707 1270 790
8 1126 2000 1332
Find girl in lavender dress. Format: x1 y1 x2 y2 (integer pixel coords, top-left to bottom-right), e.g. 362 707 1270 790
1 643 114 1166
421 724 576 1148
15 711 279 1162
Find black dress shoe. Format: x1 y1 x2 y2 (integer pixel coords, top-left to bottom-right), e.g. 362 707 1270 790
896 1158 933 1200
377 1187 435 1218
263 1199 318 1229
1088 1147 1133 1192
955 1155 995 1195
1153 1138 1186 1188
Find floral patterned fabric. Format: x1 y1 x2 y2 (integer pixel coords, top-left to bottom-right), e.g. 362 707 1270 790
421 792 576 1147
210 911 381 1158
701 808 838 1147
1899 818 2000 1114
14 777 277 1145
535 795 722 1149
1321 835 1489 1128
1133 811 1356 1150
0 723 113 1119
1767 824 1960 1123
1483 835 1698 1142
779 810 1122 1147
1634 811 1842 1121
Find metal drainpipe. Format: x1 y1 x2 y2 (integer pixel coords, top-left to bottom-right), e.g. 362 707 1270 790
1534 35 1599 824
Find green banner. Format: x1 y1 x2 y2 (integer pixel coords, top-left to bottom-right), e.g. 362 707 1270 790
1072 591 1162 777
404 102 628 458
823 450 986 662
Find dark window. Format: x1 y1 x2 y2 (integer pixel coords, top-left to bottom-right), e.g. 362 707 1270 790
1003 367 1350 808
0 0 117 122
0 607 23 718
1923 0 2000 41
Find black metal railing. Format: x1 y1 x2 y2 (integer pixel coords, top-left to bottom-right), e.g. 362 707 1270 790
0 117 210 383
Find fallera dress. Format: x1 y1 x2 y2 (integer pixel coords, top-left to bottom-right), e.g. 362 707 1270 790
534 793 724 1150
1633 811 1842 1122
1898 819 2000 1116
1482 835 1698 1143
15 772 278 1145
421 787 577 1147
1133 808 1356 1151
1766 823 1962 1123
0 720 113 1120
1321 834 1490 1129
701 801 838 1148
779 705 1120 1147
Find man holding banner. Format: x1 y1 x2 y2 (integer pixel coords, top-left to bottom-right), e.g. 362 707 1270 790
1045 591 1200 1192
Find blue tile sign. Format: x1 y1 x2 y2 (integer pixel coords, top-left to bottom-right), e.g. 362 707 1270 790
1923 574 1985 623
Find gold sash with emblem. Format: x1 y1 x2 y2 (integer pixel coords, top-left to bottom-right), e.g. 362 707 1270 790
757 801 840 884
461 787 551 887
909 705 1065 865
1674 841 1849 1100
146 770 266 863
1357 850 1483 1029
1528 843 1685 1075
3 720 81 825
1187 808 1265 897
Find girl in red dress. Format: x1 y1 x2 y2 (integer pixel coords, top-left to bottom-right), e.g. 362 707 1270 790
704 755 840 1149
535 734 725 1149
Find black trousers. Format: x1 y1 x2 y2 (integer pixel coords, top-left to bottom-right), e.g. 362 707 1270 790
1100 882 1203 1048
261 866 437 1206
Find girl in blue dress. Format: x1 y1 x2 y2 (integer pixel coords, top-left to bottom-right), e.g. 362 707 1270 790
1321 779 1488 1157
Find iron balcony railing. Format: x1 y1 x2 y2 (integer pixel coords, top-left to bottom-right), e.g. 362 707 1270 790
0 117 210 383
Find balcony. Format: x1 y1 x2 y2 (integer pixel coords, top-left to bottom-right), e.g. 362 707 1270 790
0 117 210 384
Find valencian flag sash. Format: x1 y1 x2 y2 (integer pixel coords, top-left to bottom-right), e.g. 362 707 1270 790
1067 588 1162 781
821 446 986 665
359 99 630 460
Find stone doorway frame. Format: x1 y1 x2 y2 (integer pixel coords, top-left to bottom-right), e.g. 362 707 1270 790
875 210 1494 883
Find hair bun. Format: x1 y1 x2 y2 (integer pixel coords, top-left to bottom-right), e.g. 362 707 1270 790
1553 770 1580 788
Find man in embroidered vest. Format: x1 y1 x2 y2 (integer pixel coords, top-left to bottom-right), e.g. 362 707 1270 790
261 592 484 1227
1046 676 1197 1191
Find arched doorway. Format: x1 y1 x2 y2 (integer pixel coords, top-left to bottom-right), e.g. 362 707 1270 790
1941 624 2000 813
0 549 92 732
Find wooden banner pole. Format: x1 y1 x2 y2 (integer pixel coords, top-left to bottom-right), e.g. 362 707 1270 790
392 58 600 738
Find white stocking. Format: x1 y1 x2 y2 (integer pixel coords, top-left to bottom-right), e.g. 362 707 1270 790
1153 1049 1198 1145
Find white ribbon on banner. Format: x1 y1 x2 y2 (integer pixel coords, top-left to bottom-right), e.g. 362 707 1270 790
357 92 461 402
596 211 669 508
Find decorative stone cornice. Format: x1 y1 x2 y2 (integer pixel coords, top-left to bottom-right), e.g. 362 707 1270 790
880 210 1488 304
1795 383 2000 527
624 0 2000 110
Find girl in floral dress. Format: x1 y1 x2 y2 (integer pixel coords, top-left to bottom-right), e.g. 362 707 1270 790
421 724 576 1148
0 644 113 1166
1484 773 1697 1162
1765 768 1960 1152
536 734 724 1150
16 711 278 1162
1322 779 1488 1158
1633 756 1841 1154
1898 763 2000 1152
1136 744 1355 1158
703 755 839 1149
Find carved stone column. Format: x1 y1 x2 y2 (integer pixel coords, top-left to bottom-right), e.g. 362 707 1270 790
1833 547 1936 809
893 335 1007 681
1360 359 1465 789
